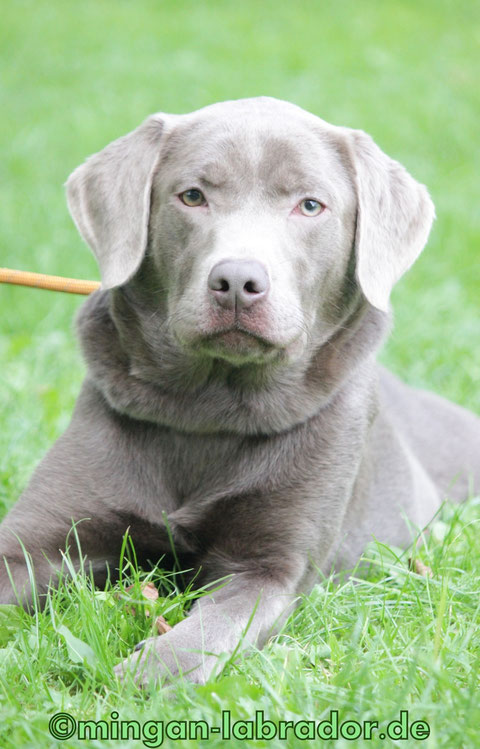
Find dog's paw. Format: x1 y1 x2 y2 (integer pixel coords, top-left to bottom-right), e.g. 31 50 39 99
113 631 208 688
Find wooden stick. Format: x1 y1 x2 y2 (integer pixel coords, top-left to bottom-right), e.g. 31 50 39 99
0 268 100 295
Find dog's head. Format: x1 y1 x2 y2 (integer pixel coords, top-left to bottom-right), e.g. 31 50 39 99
67 97 434 370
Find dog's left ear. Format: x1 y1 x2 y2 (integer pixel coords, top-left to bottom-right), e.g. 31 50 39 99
344 129 435 311
66 114 172 289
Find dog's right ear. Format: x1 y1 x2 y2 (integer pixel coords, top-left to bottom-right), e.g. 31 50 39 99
66 114 171 289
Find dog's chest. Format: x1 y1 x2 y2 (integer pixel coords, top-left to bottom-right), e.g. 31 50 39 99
157 430 273 502
154 405 350 506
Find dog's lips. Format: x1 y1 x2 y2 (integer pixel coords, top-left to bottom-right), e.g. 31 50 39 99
208 327 274 348
192 325 281 361
213 329 269 348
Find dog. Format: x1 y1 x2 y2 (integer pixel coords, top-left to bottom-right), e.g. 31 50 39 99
1 97 479 686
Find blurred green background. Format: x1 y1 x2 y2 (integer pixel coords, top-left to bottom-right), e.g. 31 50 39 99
1 0 479 514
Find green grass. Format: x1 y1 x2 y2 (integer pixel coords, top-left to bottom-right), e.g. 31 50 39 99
1 504 479 748
0 0 479 746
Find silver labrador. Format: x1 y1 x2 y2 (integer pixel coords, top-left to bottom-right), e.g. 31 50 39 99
1 97 479 686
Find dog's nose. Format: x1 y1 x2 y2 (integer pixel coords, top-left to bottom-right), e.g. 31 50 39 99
208 259 270 310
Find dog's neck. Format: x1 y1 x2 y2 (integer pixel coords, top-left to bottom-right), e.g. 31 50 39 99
76 286 390 436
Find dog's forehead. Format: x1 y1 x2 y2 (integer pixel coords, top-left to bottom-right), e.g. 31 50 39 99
182 96 332 130
159 97 347 192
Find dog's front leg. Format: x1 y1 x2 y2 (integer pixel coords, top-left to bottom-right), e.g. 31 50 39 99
114 568 303 687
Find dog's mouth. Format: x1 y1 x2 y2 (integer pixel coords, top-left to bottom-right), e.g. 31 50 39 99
192 325 281 364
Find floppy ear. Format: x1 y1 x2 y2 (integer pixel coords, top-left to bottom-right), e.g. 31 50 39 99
345 129 435 311
66 114 169 289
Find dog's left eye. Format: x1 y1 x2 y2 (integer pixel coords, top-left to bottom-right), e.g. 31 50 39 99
298 198 324 216
180 189 206 207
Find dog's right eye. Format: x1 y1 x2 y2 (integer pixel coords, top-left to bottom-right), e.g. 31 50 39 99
179 189 206 207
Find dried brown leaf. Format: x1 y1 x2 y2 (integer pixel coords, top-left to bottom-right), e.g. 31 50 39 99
140 582 159 602
121 581 160 616
408 558 433 578
155 615 173 635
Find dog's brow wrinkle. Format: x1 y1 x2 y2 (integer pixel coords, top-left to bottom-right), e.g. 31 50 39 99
198 176 225 190
270 184 304 197
195 161 232 188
